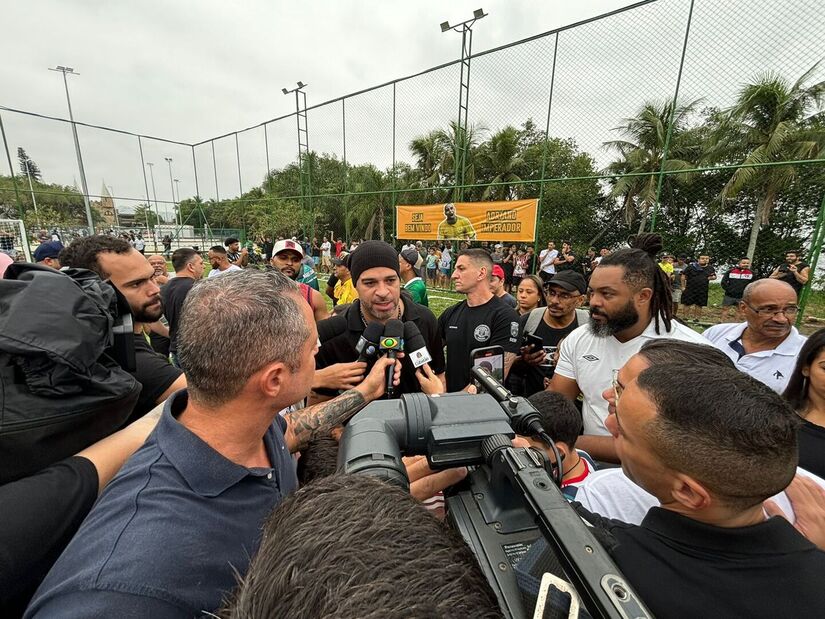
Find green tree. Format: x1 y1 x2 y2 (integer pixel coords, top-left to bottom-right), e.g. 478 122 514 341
409 131 448 202
604 99 701 234
719 62 825 260
132 204 161 228
17 147 42 182
476 126 524 200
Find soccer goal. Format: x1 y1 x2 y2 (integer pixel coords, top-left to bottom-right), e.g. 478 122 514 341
0 219 32 262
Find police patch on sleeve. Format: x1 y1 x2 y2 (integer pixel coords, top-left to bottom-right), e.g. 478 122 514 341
474 324 491 342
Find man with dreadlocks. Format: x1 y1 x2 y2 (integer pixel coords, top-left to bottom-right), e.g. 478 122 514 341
549 234 705 463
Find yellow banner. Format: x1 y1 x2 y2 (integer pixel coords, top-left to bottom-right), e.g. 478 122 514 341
396 199 538 242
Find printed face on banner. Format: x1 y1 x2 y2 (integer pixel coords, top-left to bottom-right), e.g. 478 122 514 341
396 199 539 242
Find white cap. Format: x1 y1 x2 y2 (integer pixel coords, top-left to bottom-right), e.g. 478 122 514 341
273 239 304 257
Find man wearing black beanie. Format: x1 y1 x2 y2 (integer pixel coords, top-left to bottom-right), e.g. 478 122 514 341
312 241 446 402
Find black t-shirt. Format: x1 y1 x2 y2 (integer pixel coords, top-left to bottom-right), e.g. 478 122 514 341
314 292 445 397
571 504 825 617
326 273 339 305
130 334 182 422
798 418 825 478
777 262 809 296
556 251 577 272
437 295 520 392
0 456 98 616
683 263 714 292
160 276 196 354
506 310 580 397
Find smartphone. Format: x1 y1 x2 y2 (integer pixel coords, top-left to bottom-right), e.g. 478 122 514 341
522 333 544 352
471 345 505 383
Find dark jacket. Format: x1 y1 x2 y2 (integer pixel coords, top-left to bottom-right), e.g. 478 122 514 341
720 267 754 299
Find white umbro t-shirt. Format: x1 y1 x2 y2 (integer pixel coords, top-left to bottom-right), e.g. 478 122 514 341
555 317 705 435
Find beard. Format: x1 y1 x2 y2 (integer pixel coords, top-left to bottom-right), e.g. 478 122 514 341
133 298 163 323
589 300 639 337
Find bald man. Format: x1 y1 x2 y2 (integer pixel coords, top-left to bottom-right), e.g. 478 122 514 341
703 279 807 392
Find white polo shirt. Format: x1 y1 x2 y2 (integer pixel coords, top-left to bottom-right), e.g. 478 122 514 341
555 317 705 435
702 322 806 393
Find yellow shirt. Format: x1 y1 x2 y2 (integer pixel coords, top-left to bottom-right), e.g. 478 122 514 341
334 277 358 305
437 216 476 240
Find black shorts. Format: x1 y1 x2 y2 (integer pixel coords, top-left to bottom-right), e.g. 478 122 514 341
682 287 709 307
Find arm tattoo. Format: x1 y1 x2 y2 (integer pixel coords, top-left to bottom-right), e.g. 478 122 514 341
284 389 367 453
504 352 518 379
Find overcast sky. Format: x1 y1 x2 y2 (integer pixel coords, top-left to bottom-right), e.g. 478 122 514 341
1 0 822 218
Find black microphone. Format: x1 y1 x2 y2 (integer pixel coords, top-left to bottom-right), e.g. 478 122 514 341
402 321 432 369
379 319 404 398
356 321 384 363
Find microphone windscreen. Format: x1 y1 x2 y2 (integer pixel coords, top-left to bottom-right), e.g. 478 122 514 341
383 318 404 339
362 320 384 344
403 321 427 352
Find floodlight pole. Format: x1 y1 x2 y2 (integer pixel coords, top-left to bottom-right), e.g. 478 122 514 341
283 82 312 239
165 157 180 226
49 65 95 234
108 184 120 227
146 162 162 239
441 9 487 202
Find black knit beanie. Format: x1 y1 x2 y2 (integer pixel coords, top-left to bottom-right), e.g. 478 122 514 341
348 240 400 284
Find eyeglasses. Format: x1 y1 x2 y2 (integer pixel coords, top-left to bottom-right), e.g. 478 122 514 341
743 303 799 317
611 369 623 404
544 288 579 301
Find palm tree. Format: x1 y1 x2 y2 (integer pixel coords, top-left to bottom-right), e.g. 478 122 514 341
436 121 485 201
604 99 701 234
409 131 447 201
719 62 825 260
478 126 524 200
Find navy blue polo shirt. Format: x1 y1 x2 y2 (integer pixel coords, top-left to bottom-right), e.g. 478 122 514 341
26 390 298 618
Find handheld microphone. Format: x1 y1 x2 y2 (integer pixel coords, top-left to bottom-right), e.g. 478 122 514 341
356 321 384 363
380 319 404 398
402 321 432 369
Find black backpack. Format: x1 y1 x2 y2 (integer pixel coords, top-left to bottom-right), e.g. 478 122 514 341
0 264 141 484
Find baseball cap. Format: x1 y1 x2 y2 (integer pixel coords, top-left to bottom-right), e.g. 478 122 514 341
332 251 350 267
400 248 423 277
491 264 505 280
34 241 64 262
272 239 304 258
545 270 587 294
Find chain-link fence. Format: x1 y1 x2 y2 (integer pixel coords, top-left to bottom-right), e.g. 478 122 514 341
1 0 824 326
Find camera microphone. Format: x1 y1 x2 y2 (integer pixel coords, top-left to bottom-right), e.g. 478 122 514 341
380 319 404 398
356 321 384 363
402 321 431 369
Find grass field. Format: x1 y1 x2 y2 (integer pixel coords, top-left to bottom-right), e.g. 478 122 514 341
185 263 825 334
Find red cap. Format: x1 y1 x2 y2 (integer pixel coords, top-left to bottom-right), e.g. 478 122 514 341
492 264 505 280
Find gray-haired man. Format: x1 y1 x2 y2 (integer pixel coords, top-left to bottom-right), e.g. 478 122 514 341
28 270 400 618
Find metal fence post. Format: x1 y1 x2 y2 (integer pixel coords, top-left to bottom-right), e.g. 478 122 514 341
797 191 825 327
536 32 560 254
0 112 25 219
650 0 695 232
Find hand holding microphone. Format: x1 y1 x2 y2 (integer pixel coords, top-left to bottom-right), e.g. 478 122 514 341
356 321 384 364
379 319 404 399
403 321 444 395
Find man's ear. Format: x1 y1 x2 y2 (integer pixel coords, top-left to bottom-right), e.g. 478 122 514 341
670 473 712 512
636 287 653 305
256 361 288 401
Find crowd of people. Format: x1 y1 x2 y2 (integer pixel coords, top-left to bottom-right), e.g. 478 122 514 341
1 229 824 618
